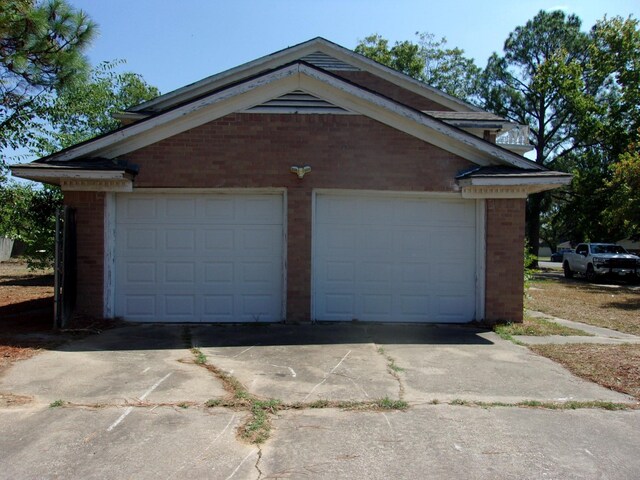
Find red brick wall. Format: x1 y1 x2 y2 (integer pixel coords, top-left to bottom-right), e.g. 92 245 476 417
129 114 473 322
334 71 453 111
66 113 525 324
63 191 105 318
484 199 526 323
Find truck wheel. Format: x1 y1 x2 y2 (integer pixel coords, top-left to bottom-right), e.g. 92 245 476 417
585 264 596 282
563 262 574 279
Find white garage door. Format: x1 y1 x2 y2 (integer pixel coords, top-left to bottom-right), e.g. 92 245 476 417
115 193 284 322
313 193 477 323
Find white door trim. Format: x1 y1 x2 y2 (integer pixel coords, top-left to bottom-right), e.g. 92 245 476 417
103 192 116 318
475 200 486 321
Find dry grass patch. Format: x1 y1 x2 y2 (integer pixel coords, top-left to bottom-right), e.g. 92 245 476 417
526 277 640 335
530 343 640 400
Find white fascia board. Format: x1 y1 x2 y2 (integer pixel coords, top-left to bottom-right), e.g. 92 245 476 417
35 63 539 170
457 175 572 187
45 65 301 161
130 37 482 115
296 66 541 169
10 168 133 182
460 177 571 199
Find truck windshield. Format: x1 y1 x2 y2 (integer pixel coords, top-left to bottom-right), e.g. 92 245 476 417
591 245 627 254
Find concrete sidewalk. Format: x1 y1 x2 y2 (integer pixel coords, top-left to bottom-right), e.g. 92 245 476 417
518 310 640 345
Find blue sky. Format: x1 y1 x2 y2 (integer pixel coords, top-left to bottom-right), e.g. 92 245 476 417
71 0 640 95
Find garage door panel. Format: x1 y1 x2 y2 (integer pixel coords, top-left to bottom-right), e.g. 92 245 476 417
122 198 157 220
203 295 234 318
166 198 196 218
314 194 477 323
203 262 234 284
115 193 283 322
164 262 196 283
165 295 195 316
165 229 196 251
324 294 354 316
123 229 157 250
400 295 430 315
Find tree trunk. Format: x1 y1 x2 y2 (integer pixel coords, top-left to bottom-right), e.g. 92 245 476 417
526 193 543 267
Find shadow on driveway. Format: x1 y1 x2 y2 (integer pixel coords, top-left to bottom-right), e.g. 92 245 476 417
60 322 494 352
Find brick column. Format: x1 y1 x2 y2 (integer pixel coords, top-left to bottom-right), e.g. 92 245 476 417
484 198 525 323
63 191 105 318
286 186 312 322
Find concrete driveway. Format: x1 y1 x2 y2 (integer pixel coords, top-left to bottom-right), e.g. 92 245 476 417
1 323 639 479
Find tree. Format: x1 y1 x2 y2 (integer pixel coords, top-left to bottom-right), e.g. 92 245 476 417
0 182 62 269
604 135 640 240
33 59 160 154
1 61 160 269
0 0 96 158
480 10 595 259
544 16 640 245
355 33 482 103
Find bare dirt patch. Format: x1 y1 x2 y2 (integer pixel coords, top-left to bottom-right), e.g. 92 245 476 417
526 276 640 335
0 260 55 372
0 259 53 308
530 344 640 401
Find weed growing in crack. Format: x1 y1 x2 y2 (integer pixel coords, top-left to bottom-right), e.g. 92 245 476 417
446 398 637 411
376 397 408 410
191 348 207 365
205 399 222 408
241 399 282 444
49 399 65 408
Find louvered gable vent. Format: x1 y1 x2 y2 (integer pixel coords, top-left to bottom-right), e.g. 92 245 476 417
300 51 360 71
244 90 356 114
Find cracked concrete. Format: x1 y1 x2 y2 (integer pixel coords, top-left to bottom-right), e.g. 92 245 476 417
1 322 639 479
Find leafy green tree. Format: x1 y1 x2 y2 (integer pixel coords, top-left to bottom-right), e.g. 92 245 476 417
33 60 160 154
480 10 595 258
546 16 640 244
0 0 96 159
0 182 62 269
604 135 640 240
355 33 482 103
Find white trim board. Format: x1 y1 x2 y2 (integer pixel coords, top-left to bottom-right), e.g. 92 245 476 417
29 64 539 171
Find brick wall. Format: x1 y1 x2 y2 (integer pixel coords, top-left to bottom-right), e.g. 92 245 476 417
66 113 526 324
335 71 453 111
131 113 474 322
484 198 526 323
63 191 105 318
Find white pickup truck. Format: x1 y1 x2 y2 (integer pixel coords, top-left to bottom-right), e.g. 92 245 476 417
563 243 640 281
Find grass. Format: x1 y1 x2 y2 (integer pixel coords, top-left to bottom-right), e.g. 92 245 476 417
49 399 65 408
530 343 640 401
494 313 592 338
526 277 640 335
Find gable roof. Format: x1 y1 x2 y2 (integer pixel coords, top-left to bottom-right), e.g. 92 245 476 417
14 61 543 172
124 37 485 117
